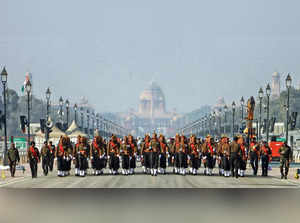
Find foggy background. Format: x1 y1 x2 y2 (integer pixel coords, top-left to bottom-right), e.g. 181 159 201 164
1 0 300 113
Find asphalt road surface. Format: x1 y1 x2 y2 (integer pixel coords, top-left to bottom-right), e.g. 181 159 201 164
1 165 300 188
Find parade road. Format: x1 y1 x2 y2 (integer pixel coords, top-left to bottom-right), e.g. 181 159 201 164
1 165 300 188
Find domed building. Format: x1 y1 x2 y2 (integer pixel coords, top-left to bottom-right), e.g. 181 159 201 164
119 81 181 137
271 72 281 98
138 81 166 118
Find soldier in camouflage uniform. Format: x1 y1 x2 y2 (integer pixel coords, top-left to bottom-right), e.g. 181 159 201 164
260 141 272 177
41 141 51 176
149 133 160 176
229 136 242 178
7 142 20 177
278 142 293 179
48 141 55 172
27 141 40 178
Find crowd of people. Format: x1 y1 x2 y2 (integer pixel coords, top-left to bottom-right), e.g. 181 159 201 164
7 132 293 180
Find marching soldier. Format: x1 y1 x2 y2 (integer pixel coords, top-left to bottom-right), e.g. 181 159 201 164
76 137 89 177
7 141 20 177
121 136 130 175
278 141 292 179
189 135 200 175
260 141 272 177
48 141 55 172
237 136 247 177
167 138 175 168
172 134 181 174
41 141 51 176
128 135 137 175
56 136 66 177
64 137 73 176
229 136 242 178
107 135 121 175
27 141 40 178
220 135 231 177
158 134 168 174
216 135 226 176
91 135 106 175
249 137 260 176
140 134 151 174
73 135 82 176
201 135 216 176
149 133 160 176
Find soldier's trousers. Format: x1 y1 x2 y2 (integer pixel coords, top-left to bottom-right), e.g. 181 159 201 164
109 154 120 171
149 152 159 169
261 155 269 176
230 153 240 177
29 158 38 178
130 156 136 169
250 154 259 175
122 155 130 170
160 154 167 169
93 156 103 170
190 154 200 169
78 155 87 171
42 157 49 175
168 153 173 167
9 161 17 177
280 158 289 177
49 155 54 171
144 152 151 169
178 152 188 168
57 156 65 171
222 156 230 171
240 160 247 171
206 155 214 169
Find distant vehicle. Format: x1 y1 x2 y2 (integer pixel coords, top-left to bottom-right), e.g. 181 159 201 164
269 136 284 161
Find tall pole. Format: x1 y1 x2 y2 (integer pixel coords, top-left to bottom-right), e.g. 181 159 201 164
285 74 292 145
258 87 263 141
80 107 84 130
266 95 270 142
87 109 90 138
74 104 78 124
27 89 31 149
45 87 51 143
232 111 235 137
2 82 8 165
65 99 70 128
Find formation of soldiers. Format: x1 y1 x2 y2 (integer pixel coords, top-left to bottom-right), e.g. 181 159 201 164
6 132 292 180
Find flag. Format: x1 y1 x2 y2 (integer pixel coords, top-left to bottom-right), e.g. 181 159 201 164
21 72 31 93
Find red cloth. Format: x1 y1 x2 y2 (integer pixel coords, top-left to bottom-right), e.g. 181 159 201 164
93 140 101 155
208 143 214 156
30 146 39 161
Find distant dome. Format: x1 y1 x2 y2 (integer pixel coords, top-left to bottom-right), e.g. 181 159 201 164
272 72 280 77
139 81 166 116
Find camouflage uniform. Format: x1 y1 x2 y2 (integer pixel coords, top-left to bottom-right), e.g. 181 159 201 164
278 143 292 179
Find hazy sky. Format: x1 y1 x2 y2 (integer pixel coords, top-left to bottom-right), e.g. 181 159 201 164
1 0 300 113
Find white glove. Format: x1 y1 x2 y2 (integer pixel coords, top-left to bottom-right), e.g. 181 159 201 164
91 156 94 160
203 156 207 160
159 154 161 159
54 158 57 161
108 155 110 159
187 155 191 160
117 155 120 158
213 155 216 159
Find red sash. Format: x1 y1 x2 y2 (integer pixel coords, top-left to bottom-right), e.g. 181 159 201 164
240 144 246 158
59 144 64 154
30 146 38 161
130 143 135 149
208 143 214 156
160 142 166 153
93 141 101 155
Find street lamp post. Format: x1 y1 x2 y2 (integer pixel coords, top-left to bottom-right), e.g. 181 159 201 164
285 74 292 145
1 67 8 165
224 105 228 134
45 87 51 142
80 107 84 130
258 87 264 141
240 96 245 130
59 96 63 125
266 83 271 143
86 109 90 137
26 81 32 149
65 99 70 128
74 104 78 124
91 111 95 138
232 101 236 137
96 113 99 130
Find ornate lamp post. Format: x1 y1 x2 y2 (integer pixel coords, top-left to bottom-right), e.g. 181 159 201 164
65 99 70 128
240 96 245 126
25 81 32 148
74 104 78 124
45 87 51 142
285 74 292 144
80 107 84 130
59 96 64 125
91 111 95 138
96 113 100 130
86 109 90 137
224 105 228 134
266 83 271 142
1 67 8 165
258 87 264 141
232 101 236 137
